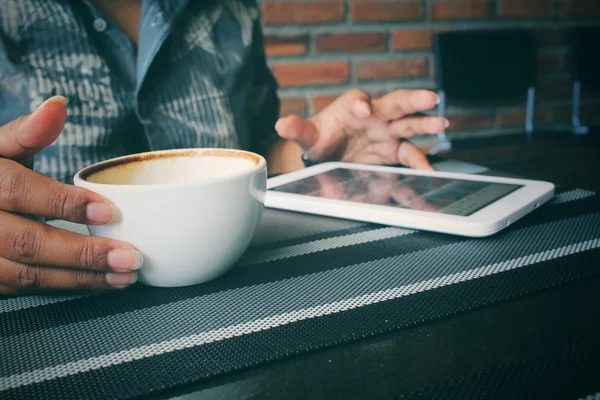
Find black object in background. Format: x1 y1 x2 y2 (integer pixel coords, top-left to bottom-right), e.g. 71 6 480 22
433 29 537 103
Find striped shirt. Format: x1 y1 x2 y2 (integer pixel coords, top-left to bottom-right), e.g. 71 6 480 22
0 0 280 183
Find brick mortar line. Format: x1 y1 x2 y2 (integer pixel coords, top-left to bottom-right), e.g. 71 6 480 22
551 0 561 18
277 79 436 96
267 52 432 64
282 95 597 113
268 47 572 60
268 48 438 60
267 47 570 62
272 71 570 94
278 87 600 102
386 23 394 53
306 36 315 57
349 51 357 86
493 0 501 18
261 19 600 34
424 0 431 22
343 0 350 25
278 81 598 97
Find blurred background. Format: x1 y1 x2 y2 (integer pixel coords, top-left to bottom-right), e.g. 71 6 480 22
260 0 600 158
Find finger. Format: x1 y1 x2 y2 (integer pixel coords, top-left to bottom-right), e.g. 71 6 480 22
279 89 372 157
373 90 439 121
349 141 400 165
352 99 372 119
323 88 372 119
373 171 402 183
344 171 371 202
275 115 320 152
0 96 68 162
368 175 396 192
0 211 143 272
0 283 16 295
0 257 137 293
421 202 439 212
397 141 434 171
367 178 395 205
315 173 347 200
391 185 419 207
392 185 438 211
390 183 438 211
388 116 449 139
393 191 439 212
339 89 372 119
0 158 114 224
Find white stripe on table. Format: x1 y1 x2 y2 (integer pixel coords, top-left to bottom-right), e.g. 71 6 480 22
240 227 414 266
2 237 598 391
0 294 95 315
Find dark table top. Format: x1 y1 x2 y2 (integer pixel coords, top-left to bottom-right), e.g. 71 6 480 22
160 275 600 400
155 131 600 400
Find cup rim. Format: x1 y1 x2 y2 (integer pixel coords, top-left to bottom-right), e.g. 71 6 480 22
73 148 267 190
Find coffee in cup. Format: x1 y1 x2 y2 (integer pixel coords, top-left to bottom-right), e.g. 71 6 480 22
74 148 267 287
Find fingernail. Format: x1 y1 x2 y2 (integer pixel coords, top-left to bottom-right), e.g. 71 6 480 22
86 202 115 224
39 95 68 109
356 102 371 118
275 118 283 133
106 272 138 288
358 101 371 117
107 248 144 271
435 94 441 105
444 118 450 128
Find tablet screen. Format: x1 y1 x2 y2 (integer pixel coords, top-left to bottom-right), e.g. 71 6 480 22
271 168 523 216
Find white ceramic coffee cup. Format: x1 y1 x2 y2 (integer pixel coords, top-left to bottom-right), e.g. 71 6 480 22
73 148 267 287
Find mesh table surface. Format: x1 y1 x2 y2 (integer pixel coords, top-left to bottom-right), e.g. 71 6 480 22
1 160 599 399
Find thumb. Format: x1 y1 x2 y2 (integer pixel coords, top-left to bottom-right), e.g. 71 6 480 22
0 96 67 162
275 115 320 152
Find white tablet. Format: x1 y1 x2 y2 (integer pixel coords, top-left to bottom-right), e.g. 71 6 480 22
265 162 555 237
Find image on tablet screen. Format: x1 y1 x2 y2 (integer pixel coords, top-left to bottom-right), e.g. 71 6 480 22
272 168 522 216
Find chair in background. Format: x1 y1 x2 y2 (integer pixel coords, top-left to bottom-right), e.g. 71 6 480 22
568 26 600 135
430 29 537 153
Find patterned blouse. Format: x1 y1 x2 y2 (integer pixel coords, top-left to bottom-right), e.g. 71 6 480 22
0 0 279 183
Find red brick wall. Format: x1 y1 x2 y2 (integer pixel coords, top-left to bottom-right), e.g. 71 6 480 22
261 0 600 142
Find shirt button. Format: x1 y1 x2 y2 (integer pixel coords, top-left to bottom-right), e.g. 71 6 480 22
150 13 164 28
93 18 108 32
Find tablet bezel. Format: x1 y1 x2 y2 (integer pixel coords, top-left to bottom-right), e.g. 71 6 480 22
265 162 555 237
